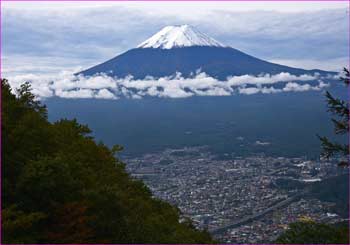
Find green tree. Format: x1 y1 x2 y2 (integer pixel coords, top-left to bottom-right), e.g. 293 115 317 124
275 221 349 244
318 68 349 165
1 79 215 244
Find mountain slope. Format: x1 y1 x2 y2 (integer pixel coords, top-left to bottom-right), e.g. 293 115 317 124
79 46 328 80
1 79 215 243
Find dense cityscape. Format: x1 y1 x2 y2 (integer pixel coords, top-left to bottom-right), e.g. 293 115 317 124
125 146 347 243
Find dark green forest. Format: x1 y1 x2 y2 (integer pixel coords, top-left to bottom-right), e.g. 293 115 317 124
275 221 349 244
1 79 214 243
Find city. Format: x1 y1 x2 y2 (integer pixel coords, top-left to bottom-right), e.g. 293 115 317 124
125 146 347 243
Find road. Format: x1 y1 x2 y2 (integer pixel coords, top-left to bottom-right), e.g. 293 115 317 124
209 193 302 234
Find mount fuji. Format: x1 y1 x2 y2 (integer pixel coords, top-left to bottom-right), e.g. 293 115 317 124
78 25 332 80
46 25 345 158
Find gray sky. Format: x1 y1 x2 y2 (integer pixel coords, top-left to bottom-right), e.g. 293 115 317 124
4 1 348 12
2 1 349 76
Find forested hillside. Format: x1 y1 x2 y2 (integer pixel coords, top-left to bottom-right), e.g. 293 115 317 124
1 79 214 243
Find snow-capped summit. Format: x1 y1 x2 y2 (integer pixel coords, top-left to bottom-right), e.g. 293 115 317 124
137 25 225 49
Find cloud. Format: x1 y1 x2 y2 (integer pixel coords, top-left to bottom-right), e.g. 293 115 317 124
238 86 281 95
227 72 316 86
6 72 330 100
238 80 328 95
2 4 349 77
255 140 271 146
55 89 95 99
95 89 118 99
268 57 349 72
282 81 328 92
203 9 349 61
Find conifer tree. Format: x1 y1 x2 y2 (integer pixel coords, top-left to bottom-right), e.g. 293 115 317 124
318 68 349 166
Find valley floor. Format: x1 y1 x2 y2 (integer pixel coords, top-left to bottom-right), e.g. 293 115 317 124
124 146 347 243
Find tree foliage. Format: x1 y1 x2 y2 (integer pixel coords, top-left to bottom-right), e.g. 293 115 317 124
318 68 349 164
1 78 215 243
275 221 349 244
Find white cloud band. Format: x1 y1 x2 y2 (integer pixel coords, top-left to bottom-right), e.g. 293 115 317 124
7 72 330 100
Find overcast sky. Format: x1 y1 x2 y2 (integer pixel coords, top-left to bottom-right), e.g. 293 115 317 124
2 1 349 77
